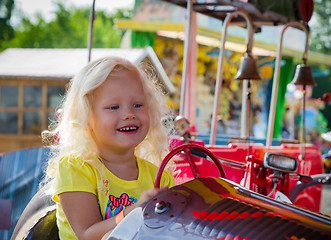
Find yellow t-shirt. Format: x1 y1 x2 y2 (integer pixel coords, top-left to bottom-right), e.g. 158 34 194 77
53 156 175 240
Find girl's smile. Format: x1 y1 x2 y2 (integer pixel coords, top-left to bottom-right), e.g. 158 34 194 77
117 125 139 133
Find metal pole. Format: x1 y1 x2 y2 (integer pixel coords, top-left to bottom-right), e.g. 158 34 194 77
179 0 192 118
241 80 248 138
87 0 96 63
266 21 309 147
243 80 251 138
209 11 254 145
301 85 306 162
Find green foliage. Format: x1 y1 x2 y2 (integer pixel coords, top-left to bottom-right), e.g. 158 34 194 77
0 2 133 50
309 0 331 54
0 0 15 42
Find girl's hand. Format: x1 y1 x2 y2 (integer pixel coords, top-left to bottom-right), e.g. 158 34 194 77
138 186 168 205
124 186 168 216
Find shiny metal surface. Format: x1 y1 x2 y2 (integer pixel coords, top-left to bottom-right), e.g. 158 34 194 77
144 191 187 229
110 177 331 240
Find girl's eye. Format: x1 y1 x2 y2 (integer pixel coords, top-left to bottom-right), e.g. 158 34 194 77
109 105 119 110
133 103 143 108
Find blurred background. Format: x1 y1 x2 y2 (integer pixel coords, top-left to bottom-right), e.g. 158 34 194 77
0 0 330 154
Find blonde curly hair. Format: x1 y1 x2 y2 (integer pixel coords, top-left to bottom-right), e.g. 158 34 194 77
42 56 170 182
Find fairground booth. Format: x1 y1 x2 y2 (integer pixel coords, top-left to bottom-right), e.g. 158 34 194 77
116 0 331 153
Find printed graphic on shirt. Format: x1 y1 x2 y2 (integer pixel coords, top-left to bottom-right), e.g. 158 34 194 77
102 180 110 196
104 193 137 219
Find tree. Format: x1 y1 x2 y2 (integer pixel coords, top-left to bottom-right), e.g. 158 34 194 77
0 0 14 43
0 2 132 50
309 0 331 53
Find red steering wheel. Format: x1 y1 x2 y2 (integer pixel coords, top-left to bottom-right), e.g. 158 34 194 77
155 143 226 188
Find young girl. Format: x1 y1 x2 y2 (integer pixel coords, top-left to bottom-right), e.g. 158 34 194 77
42 56 175 240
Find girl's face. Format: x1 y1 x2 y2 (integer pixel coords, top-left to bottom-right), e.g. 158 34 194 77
88 69 150 155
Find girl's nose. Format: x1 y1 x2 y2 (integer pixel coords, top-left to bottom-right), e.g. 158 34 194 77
122 108 136 120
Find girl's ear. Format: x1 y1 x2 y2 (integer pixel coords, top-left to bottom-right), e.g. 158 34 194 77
87 121 96 141
87 120 93 132
86 113 93 131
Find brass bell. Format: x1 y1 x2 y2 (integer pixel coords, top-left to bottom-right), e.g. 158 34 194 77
234 53 262 80
291 64 316 86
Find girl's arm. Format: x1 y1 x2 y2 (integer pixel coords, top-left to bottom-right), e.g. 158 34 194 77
59 187 168 240
59 191 116 240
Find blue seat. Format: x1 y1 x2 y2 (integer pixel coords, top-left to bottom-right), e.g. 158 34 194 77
0 147 51 240
0 199 12 231
10 181 58 240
